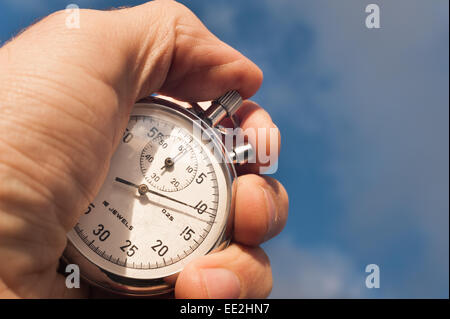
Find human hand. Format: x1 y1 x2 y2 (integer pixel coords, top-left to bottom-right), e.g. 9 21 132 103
0 1 288 298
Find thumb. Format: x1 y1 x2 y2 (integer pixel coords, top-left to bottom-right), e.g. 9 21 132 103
0 0 262 230
0 1 261 295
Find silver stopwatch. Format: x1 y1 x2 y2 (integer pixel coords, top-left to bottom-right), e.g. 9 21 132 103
63 91 253 295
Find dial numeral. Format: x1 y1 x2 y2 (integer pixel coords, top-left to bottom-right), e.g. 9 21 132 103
180 226 196 241
120 240 139 257
194 200 208 214
150 173 160 182
144 154 154 163
122 128 133 143
93 224 110 241
148 126 158 138
151 240 169 256
84 203 95 215
196 172 207 184
156 133 168 148
149 130 168 148
186 166 194 173
170 178 180 188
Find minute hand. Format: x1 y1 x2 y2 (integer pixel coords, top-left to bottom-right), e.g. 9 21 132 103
114 177 197 210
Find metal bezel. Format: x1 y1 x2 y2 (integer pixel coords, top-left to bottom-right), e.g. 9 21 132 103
63 96 237 296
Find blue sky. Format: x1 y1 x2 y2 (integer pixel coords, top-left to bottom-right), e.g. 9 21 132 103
0 0 448 298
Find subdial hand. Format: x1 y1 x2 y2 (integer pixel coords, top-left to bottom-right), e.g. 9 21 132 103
160 148 188 171
160 157 175 170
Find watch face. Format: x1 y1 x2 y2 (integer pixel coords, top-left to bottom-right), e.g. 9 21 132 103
66 101 234 285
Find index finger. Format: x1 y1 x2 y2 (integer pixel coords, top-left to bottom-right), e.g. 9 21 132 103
234 100 281 175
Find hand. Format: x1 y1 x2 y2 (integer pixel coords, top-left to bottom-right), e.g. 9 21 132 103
0 1 288 298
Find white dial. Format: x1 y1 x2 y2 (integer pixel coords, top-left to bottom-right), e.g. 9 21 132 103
66 102 233 280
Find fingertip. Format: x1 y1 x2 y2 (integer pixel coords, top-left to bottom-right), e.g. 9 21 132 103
234 175 270 245
237 60 263 100
175 263 208 299
175 263 241 299
234 174 289 245
235 101 281 174
176 244 271 299
200 268 241 299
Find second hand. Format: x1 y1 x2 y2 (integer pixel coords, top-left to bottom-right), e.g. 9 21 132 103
114 177 198 211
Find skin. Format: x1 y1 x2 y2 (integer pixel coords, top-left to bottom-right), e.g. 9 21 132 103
0 1 289 298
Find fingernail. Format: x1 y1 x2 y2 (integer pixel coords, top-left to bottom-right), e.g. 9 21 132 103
261 186 276 240
201 268 241 299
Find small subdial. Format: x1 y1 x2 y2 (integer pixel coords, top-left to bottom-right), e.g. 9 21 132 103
140 135 198 192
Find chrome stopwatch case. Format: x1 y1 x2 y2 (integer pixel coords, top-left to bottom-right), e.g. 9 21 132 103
63 91 253 295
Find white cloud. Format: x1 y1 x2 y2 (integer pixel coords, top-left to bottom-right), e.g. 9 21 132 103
264 237 365 298
201 2 237 37
260 0 448 297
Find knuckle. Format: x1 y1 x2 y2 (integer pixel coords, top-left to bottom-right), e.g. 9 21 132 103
250 245 271 267
44 9 66 22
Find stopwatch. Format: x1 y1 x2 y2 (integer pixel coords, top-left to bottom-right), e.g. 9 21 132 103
63 91 253 295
